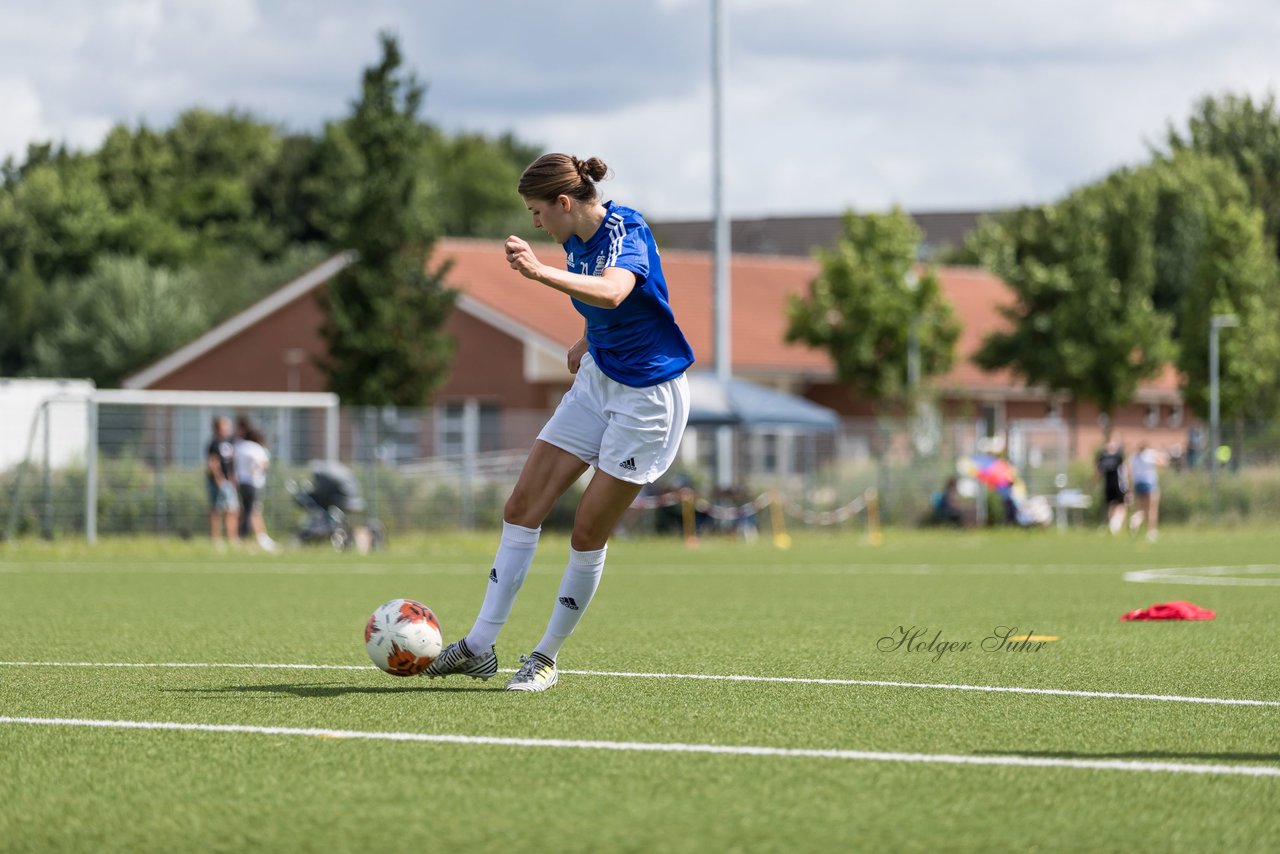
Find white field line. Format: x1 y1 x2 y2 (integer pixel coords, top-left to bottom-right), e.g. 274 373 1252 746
1124 565 1280 587
2 660 1277 708
556 669 1280 707
0 661 372 671
0 561 1130 576
0 562 480 576
1 716 1277 779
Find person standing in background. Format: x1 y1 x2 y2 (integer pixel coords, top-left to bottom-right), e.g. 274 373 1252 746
234 425 278 552
234 417 254 541
207 416 239 549
1095 433 1128 535
1128 440 1168 543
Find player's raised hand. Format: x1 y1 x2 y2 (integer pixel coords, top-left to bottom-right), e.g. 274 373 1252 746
504 236 542 280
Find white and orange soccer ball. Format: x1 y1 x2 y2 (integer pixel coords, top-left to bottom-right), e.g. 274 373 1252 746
364 599 443 676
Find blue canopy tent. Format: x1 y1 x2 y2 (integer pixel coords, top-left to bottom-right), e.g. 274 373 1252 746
685 372 840 432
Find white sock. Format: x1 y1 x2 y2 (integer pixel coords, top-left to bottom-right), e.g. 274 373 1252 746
464 521 541 651
533 545 607 662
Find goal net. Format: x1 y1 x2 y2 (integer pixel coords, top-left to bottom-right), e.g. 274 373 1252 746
2 385 339 542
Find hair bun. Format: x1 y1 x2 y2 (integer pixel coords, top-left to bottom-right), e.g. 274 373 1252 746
580 156 609 183
517 152 608 201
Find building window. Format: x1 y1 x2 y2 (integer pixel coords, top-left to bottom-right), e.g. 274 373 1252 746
697 429 717 472
980 404 1000 438
1144 405 1159 428
478 404 502 453
436 401 502 457
1169 404 1183 428
438 404 465 457
759 432 779 474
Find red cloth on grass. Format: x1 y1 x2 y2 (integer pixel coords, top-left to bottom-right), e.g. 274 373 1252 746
1121 601 1216 621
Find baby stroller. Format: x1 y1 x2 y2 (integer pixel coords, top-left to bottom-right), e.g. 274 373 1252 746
286 461 385 552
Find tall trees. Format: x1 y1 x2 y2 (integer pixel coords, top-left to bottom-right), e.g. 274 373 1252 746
1166 93 1280 257
27 247 326 387
0 34 537 388
971 183 1173 421
1174 201 1280 420
30 256 211 387
429 132 543 239
971 149 1280 423
317 33 457 406
786 208 959 407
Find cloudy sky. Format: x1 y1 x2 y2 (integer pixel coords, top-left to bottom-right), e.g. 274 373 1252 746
2 0 1278 219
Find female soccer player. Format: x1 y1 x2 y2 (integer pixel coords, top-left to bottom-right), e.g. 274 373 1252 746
424 153 695 692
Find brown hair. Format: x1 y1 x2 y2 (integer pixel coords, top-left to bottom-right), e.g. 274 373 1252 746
518 153 609 202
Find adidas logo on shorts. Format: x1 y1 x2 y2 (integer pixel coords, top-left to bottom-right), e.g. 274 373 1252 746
489 567 498 583
559 596 579 610
619 457 637 472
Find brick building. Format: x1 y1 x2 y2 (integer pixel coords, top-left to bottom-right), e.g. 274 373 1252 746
124 238 1192 462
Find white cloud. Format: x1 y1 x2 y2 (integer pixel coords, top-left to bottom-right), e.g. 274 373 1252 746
0 78 51 161
1 0 1278 217
512 91 716 220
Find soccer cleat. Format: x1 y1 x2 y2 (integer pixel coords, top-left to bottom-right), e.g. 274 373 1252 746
421 639 498 681
506 652 558 692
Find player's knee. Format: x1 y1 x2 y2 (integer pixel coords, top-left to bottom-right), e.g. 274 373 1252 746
503 487 542 527
503 492 528 524
570 533 608 551
570 522 609 552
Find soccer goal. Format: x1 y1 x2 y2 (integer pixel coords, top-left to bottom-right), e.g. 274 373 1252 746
3 385 339 542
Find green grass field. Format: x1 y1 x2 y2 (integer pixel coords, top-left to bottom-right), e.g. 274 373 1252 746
2 527 1279 852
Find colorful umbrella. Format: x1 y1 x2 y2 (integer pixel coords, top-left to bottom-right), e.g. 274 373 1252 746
958 454 1018 489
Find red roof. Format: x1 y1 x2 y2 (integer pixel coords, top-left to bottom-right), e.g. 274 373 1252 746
120 235 1184 401
433 237 1106 394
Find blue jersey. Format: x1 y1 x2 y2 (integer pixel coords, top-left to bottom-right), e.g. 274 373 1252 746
562 201 695 387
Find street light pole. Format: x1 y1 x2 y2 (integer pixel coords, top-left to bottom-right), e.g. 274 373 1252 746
1208 313 1239 517
711 0 733 488
905 270 920 394
908 318 921 391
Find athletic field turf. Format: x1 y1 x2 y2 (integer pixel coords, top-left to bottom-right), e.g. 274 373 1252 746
2 528 1278 851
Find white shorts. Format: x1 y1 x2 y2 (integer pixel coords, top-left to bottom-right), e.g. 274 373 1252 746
537 352 690 485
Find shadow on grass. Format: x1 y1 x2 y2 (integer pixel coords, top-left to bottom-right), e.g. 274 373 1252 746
977 749 1280 762
163 682 495 698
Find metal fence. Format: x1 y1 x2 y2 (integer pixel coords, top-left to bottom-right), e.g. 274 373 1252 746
4 400 1278 541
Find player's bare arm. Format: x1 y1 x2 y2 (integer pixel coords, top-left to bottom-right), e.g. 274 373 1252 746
504 236 635 308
